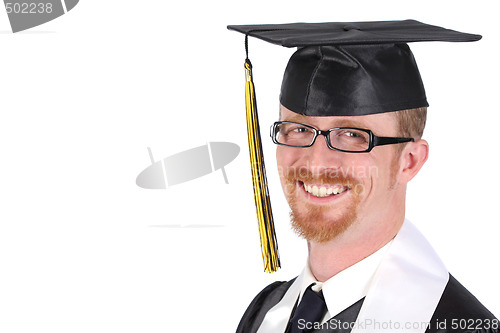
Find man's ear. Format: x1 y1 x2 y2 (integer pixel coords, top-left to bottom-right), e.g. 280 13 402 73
399 139 429 184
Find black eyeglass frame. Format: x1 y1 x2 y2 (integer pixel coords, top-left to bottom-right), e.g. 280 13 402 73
270 121 415 153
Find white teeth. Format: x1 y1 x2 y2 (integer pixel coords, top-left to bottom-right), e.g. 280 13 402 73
303 183 348 197
312 186 319 196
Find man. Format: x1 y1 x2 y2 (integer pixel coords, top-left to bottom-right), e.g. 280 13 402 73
228 21 498 332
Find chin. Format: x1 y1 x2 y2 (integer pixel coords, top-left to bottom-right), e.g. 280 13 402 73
289 203 358 243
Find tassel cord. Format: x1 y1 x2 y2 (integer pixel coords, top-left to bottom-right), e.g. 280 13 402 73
244 59 280 272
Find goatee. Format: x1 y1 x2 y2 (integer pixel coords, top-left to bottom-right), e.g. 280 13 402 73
285 169 362 243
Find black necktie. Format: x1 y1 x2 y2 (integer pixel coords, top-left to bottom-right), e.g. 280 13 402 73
288 284 327 333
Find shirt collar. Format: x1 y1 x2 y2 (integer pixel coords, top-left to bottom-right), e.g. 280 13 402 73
298 240 392 320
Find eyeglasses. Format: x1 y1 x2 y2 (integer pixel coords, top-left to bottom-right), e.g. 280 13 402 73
270 121 415 153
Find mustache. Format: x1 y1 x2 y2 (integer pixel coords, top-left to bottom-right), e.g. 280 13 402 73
284 168 359 186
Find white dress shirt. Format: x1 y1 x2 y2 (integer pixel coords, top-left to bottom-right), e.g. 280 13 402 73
299 241 391 323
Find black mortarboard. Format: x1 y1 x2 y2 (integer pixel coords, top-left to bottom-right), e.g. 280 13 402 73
228 20 481 117
227 20 481 273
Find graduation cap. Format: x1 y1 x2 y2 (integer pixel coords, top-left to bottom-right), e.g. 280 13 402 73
227 20 481 272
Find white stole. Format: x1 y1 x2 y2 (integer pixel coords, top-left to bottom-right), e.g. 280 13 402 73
257 219 449 333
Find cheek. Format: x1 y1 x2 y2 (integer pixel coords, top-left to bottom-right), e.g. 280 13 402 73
367 152 400 190
276 147 306 197
276 147 288 188
276 146 298 177
343 156 374 180
344 156 382 195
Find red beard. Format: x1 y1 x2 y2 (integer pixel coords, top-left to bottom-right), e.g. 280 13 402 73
283 168 363 243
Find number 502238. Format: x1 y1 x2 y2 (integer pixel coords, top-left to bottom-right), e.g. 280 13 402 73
5 2 53 14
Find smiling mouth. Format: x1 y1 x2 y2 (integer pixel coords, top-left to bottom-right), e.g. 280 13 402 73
300 181 350 198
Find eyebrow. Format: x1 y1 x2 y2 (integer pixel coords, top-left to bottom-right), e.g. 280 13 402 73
332 119 365 128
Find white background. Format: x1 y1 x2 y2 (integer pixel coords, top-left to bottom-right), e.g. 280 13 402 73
0 1 498 332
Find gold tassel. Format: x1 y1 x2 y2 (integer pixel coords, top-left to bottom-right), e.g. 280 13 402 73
244 59 280 273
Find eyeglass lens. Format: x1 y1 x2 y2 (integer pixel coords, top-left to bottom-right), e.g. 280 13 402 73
275 122 370 152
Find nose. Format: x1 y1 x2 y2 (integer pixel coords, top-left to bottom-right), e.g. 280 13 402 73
306 132 343 172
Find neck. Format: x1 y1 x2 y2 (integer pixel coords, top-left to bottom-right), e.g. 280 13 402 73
307 209 405 282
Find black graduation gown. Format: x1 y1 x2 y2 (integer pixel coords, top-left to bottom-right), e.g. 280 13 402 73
236 274 498 333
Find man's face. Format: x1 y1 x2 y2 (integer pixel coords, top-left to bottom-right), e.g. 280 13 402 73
277 106 404 243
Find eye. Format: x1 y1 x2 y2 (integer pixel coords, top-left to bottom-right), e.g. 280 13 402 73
344 131 360 137
332 128 369 144
280 123 314 136
293 126 311 133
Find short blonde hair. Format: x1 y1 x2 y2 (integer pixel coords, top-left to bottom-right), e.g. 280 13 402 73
394 107 427 141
